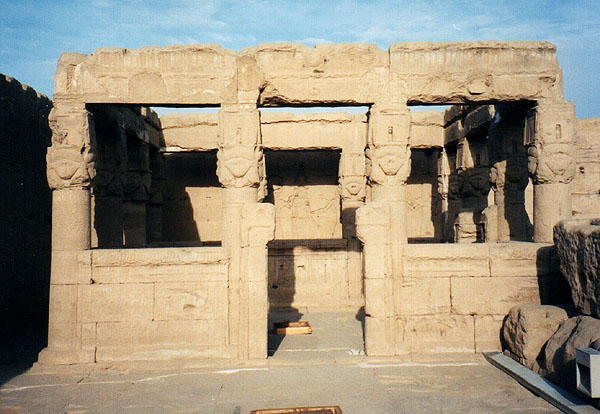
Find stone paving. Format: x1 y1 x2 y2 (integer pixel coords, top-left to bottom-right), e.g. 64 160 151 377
0 355 559 414
0 313 560 413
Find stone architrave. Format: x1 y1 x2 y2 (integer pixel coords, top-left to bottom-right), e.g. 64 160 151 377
526 102 576 242
39 103 96 364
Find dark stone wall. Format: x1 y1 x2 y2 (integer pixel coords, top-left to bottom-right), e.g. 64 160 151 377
0 74 52 362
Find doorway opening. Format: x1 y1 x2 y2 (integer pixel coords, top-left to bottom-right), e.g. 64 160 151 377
264 148 365 357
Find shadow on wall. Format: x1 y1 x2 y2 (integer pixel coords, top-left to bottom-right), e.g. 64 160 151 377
161 151 221 245
536 245 573 306
407 148 444 243
0 75 52 365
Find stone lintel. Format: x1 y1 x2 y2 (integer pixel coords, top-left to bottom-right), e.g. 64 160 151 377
54 41 563 106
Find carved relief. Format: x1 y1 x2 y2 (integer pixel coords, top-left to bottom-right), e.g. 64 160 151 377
273 184 340 239
528 143 575 184
46 106 97 190
366 144 410 186
121 171 151 202
216 145 265 193
241 203 276 246
458 168 490 198
490 161 529 192
355 202 390 244
92 169 122 197
526 103 576 185
339 151 367 202
47 145 96 190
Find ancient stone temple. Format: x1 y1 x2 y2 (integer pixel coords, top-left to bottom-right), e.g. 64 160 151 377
39 42 600 364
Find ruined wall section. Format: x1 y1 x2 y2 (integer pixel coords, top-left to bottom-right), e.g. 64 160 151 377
572 119 600 217
0 74 52 361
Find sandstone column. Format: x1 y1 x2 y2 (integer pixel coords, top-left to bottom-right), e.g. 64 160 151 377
122 139 150 247
488 116 531 242
454 137 490 242
339 150 368 307
357 103 411 356
437 150 451 241
217 102 269 359
39 103 96 364
146 149 166 244
356 203 393 355
367 104 411 243
241 203 275 359
526 102 576 243
91 127 125 248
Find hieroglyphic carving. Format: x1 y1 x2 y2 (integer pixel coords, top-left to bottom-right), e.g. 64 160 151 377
46 105 97 190
273 184 340 239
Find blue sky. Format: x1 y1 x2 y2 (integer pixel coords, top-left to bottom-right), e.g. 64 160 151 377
1 0 599 118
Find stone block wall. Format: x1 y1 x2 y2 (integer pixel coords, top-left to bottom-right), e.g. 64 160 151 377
78 248 233 361
268 239 363 311
394 243 567 354
572 119 600 217
0 74 52 361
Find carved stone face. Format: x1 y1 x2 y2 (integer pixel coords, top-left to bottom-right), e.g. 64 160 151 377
345 181 363 196
374 146 405 176
342 176 366 200
226 157 253 178
469 170 490 194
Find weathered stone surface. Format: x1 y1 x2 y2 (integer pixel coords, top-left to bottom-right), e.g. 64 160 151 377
403 244 489 278
570 119 600 218
409 111 444 148
394 277 451 316
554 218 600 317
475 314 505 352
502 304 569 370
452 277 544 315
543 316 600 390
396 315 475 354
54 42 562 105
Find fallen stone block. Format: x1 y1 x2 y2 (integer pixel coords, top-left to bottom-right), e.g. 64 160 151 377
503 304 570 371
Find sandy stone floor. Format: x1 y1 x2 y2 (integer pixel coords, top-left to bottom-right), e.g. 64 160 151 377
0 313 559 413
0 357 559 414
